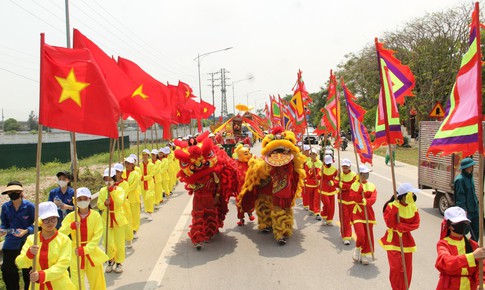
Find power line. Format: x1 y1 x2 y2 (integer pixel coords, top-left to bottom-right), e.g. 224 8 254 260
0 67 38 83
7 0 64 34
0 45 38 60
30 0 65 23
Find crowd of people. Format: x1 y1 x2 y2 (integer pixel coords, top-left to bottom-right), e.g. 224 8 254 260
0 144 179 290
1 131 484 290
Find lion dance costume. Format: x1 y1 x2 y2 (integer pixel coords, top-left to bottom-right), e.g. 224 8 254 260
234 144 256 226
238 127 306 245
174 132 239 249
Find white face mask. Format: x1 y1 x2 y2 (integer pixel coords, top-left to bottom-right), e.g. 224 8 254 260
77 200 90 209
105 180 114 186
58 180 68 188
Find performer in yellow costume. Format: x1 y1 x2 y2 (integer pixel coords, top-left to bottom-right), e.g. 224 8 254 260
150 149 163 208
59 188 108 290
159 147 171 201
123 157 141 240
140 149 155 220
114 163 134 247
97 168 128 274
167 145 177 194
16 201 75 289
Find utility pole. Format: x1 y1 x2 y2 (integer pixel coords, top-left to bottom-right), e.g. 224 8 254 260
220 68 230 119
207 71 220 121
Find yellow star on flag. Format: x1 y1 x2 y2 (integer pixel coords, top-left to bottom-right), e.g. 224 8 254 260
185 90 191 99
177 110 181 117
56 68 90 107
203 107 208 113
132 84 149 99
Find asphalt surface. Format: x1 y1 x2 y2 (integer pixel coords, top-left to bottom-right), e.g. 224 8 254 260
106 142 445 290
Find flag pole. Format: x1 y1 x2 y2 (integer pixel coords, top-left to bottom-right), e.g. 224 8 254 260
121 118 125 161
474 2 484 288
71 133 83 289
333 71 344 240
144 131 147 149
116 128 120 163
136 123 140 164
352 150 375 261
375 37 409 290
155 123 159 149
105 138 116 255
150 125 154 150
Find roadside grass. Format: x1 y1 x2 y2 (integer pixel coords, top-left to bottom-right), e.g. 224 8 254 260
373 144 419 167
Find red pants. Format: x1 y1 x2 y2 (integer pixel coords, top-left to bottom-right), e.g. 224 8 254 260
321 194 335 222
306 187 320 214
353 223 374 255
387 251 413 290
339 203 353 240
302 187 309 208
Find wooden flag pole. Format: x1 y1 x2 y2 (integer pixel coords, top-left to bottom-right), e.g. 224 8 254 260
121 119 125 161
31 124 43 290
116 128 121 162
352 150 375 261
150 125 154 150
144 131 147 149
375 37 409 290
155 124 159 149
105 138 116 255
136 124 140 164
71 133 83 289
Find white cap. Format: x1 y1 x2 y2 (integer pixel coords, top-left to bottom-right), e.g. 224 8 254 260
113 163 124 172
396 183 419 196
160 146 171 155
142 149 150 155
341 159 351 167
359 165 370 173
151 149 159 155
77 187 92 198
129 154 138 161
324 155 333 165
124 157 135 164
39 202 59 220
103 168 116 178
303 145 311 151
310 148 319 155
444 206 471 223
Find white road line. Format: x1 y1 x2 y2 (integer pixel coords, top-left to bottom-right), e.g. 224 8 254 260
143 196 193 290
368 169 435 199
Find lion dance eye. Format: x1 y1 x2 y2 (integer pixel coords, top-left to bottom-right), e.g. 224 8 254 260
267 134 274 140
206 150 214 158
180 161 188 167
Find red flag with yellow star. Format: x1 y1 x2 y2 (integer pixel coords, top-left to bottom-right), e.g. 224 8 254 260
39 36 120 138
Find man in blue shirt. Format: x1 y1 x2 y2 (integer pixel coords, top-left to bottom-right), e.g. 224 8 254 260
0 181 35 290
48 171 75 228
454 157 479 241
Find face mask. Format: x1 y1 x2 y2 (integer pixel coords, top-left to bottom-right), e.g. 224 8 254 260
77 200 90 209
452 222 468 235
105 181 114 186
8 192 21 201
58 180 68 188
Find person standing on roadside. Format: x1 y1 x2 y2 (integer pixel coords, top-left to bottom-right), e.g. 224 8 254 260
0 181 35 290
453 157 479 241
48 171 75 228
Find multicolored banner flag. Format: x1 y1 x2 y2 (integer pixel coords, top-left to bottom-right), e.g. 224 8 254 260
427 3 483 157
290 70 312 126
373 40 408 149
280 96 295 131
342 79 373 164
270 95 282 126
264 102 272 127
39 34 120 138
321 70 340 146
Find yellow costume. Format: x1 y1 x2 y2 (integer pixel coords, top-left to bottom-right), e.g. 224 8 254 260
151 159 163 205
167 152 177 193
97 186 127 264
16 232 75 290
160 157 170 199
139 161 155 213
59 210 108 290
122 169 141 232
116 179 134 242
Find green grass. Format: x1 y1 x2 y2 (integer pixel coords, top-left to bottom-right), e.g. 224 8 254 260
374 145 419 167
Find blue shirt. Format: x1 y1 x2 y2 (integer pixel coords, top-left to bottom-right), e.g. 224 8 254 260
48 186 74 227
0 199 35 250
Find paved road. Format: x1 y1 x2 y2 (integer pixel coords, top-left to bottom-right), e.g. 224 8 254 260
107 142 444 290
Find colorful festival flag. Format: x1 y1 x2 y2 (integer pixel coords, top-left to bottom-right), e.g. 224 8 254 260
270 95 282 126
39 35 120 138
321 70 340 146
290 70 312 126
373 41 406 149
342 79 373 164
427 3 483 157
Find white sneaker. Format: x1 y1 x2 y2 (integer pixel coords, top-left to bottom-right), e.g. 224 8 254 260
133 231 138 240
105 262 114 273
361 254 370 265
321 220 327 226
352 247 361 262
126 240 132 249
114 263 123 273
147 213 153 221
343 240 350 245
326 221 333 226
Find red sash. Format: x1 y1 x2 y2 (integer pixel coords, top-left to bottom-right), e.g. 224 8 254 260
38 232 58 290
143 162 148 190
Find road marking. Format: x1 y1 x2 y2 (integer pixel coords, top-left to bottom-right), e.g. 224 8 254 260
143 195 193 290
368 169 435 199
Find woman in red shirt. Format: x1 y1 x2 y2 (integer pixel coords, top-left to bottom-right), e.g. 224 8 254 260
435 206 485 290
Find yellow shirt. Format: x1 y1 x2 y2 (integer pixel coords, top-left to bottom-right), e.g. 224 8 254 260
151 159 162 184
97 186 128 228
16 232 75 290
140 161 155 190
122 169 141 204
160 158 170 181
59 210 109 267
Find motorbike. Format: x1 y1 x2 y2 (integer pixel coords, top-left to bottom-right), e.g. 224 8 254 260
340 137 348 151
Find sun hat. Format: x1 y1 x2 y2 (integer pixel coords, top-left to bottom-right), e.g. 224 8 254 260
142 149 150 155
124 157 135 164
103 168 116 178
341 159 351 167
77 187 92 199
460 158 477 170
113 163 124 172
39 202 59 220
359 165 370 173
1 184 23 195
397 183 419 196
160 147 171 155
444 206 471 223
151 149 159 155
324 155 333 165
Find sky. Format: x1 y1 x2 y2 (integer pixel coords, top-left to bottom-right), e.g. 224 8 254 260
0 0 466 121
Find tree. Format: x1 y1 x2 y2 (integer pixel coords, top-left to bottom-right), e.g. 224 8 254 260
4 118 20 132
27 111 38 130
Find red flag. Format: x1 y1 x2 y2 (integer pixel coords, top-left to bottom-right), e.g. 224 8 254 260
178 81 197 100
39 35 120 138
117 57 173 122
73 29 159 132
168 84 192 124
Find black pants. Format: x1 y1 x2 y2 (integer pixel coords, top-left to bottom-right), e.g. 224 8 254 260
1 248 30 290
